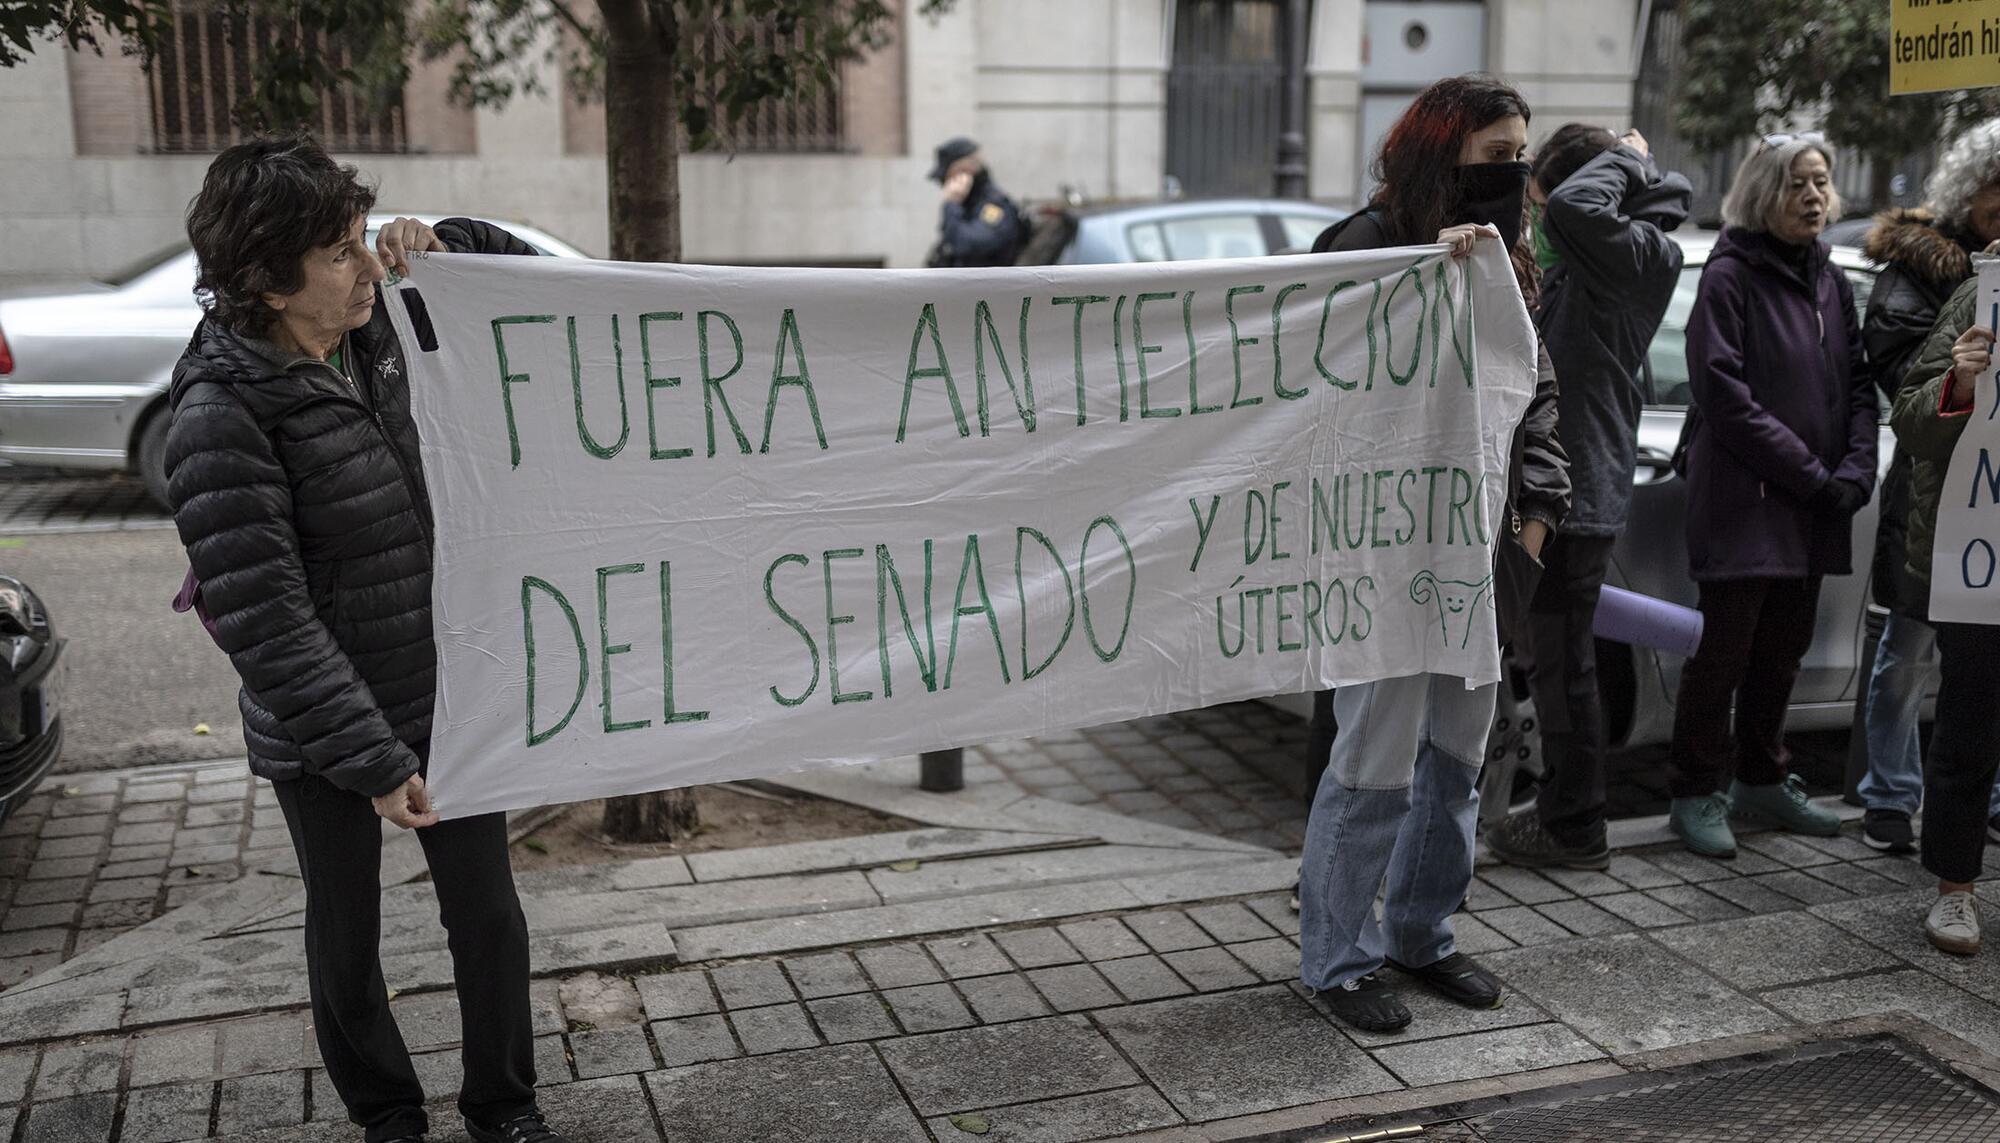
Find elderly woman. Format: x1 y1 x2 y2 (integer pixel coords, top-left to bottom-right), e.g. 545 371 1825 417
1667 135 1878 858
1855 117 2000 855
167 136 564 1143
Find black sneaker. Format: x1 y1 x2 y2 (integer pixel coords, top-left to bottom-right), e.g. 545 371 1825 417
1862 809 1915 854
468 1112 567 1143
1387 951 1504 1009
1484 810 1610 871
1321 972 1411 1032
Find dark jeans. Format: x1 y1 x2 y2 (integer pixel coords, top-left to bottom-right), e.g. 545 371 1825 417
1518 534 1617 846
273 774 537 1142
1668 577 1822 798
1922 622 2000 884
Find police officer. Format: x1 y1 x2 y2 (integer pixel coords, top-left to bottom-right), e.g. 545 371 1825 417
927 136 1030 267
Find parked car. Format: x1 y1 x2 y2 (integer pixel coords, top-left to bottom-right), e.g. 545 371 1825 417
1037 198 1349 264
0 215 587 508
0 575 63 827
1266 229 1925 825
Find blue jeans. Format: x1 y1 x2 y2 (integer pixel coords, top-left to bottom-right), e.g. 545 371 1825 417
1857 612 2000 819
1299 672 1495 992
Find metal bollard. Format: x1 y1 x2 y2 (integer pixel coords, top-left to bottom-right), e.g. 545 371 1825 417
920 748 965 792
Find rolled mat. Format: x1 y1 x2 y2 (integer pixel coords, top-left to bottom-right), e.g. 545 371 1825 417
1593 585 1704 658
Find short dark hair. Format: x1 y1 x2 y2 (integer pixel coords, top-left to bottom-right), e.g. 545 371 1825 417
185 134 376 336
1531 124 1619 197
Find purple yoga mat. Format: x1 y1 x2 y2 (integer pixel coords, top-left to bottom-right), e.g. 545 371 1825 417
1593 585 1704 658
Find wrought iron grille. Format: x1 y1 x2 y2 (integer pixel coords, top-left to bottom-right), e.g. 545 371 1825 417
689 18 844 153
1166 0 1287 197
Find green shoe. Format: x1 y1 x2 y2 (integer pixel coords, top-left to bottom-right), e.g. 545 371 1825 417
1670 793 1737 858
1729 775 1841 837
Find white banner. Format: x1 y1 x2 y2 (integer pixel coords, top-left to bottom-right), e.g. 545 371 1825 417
384 244 1536 819
1930 260 2000 626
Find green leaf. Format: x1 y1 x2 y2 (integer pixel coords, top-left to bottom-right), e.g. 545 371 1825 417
948 1114 991 1135
887 859 920 873
522 837 550 854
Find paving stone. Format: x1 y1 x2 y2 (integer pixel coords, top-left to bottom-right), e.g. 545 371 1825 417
1372 1022 1604 1086
117 803 179 825
1813 890 2000 1002
534 1034 571 1084
13 877 86 906
1650 912 1900 991
1739 833 1839 868
20 1092 115 1143
106 843 171 864
780 952 873 1000
98 857 170 880
879 1014 1139 1114
855 944 943 989
805 994 899 1043
1535 899 1631 938
883 983 976 1032
923 934 1013 979
1642 885 1750 923
187 783 248 805
1702 875 1806 915
1850 857 1936 888
569 1025 656 1078
1123 910 1213 954
1161 946 1260 992
169 844 242 869
921 1086 1184 1143
1791 831 1883 862
1605 854 1684 889
993 928 1083 969
79 898 154 928
729 1002 819 1055
636 972 718 1021
647 1043 926 1142
22 857 95 881
1096 986 1397 1119
48 794 115 819
219 1015 310 1077
121 1080 216 1143
709 962 793 1009
1751 870 1853 906
175 824 245 848
1185 902 1278 944
1764 968 2000 1057
38 814 109 839
1244 894 1301 936
1538 868 1626 897
89 875 161 903
1480 866 1573 905
123 782 190 805
388 992 462 1051
959 973 1054 1023
216 1070 304 1134
2 902 78 932
1591 891 1694 929
30 1039 122 1098
0 950 59 986
556 972 645 1030
111 822 177 847
1640 848 1743 883
1802 861 1906 898
1479 905 1574 947
0 989 124 1041
1026 963 1123 1012
528 1073 666 1143
650 1014 740 1068
186 802 248 828
1095 954 1197 1003
1056 918 1148 962
1226 937 1302 983
1482 933 1785 1054
0 1049 34 1103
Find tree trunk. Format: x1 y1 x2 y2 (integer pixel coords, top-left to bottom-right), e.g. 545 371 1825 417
596 0 697 841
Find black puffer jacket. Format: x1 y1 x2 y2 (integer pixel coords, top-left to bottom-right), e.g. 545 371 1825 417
1860 207 1980 612
167 218 536 796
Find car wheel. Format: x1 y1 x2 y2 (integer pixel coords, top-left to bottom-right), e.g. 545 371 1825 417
1479 655 1544 831
135 410 171 511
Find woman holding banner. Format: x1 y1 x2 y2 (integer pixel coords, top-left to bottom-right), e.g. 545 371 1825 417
1666 137 1876 861
1297 74 1571 1033
1889 278 1999 957
165 136 568 1143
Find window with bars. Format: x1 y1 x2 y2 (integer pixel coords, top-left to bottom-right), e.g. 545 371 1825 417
147 2 406 154
688 20 844 153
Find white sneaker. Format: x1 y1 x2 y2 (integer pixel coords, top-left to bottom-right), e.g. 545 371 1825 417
1926 891 1982 956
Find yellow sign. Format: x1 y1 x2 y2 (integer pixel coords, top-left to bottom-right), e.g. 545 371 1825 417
1891 0 2000 95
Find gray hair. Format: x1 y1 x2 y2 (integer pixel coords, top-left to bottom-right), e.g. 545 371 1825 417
1721 138 1841 233
1925 117 2000 230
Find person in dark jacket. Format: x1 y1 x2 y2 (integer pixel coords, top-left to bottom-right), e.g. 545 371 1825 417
166 136 566 1143
1854 117 2000 855
1890 276 1998 956
1486 125 1691 871
1293 75 1570 1035
925 136 1030 267
1667 136 1878 859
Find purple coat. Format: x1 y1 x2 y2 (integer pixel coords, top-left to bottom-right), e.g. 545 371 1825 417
1682 227 1878 581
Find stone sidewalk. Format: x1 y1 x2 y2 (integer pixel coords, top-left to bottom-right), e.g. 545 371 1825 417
0 473 172 535
2 746 2000 1142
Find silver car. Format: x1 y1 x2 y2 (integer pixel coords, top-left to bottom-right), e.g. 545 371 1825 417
0 215 586 507
1051 198 1349 264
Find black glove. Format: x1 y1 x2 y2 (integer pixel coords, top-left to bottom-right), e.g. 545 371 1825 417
1810 477 1868 515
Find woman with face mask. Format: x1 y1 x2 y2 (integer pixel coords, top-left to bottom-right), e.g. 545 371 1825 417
1296 74 1571 1033
1667 136 1877 859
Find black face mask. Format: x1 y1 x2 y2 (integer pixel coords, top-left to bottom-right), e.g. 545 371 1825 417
1450 161 1531 252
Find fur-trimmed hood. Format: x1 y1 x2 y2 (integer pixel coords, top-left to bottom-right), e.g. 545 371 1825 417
1863 207 1975 298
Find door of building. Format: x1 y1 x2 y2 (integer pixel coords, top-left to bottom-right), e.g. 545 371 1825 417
1359 1 1487 199
1165 0 1290 198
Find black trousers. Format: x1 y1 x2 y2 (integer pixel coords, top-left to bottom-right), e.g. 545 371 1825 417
1668 577 1822 798
1922 622 2000 884
1518 534 1617 846
273 774 537 1142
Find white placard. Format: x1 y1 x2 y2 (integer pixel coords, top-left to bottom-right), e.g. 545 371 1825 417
1929 260 2000 626
384 243 1536 819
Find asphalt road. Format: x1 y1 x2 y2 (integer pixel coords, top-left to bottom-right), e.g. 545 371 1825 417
3 528 245 771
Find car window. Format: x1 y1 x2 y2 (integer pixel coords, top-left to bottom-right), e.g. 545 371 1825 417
1159 215 1265 261
1126 223 1167 262
1279 214 1334 252
1645 261 1880 409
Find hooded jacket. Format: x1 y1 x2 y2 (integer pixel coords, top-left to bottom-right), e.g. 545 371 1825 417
1535 145 1691 536
1890 275 1979 606
1681 226 1878 581
165 218 535 796
1861 207 1981 611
